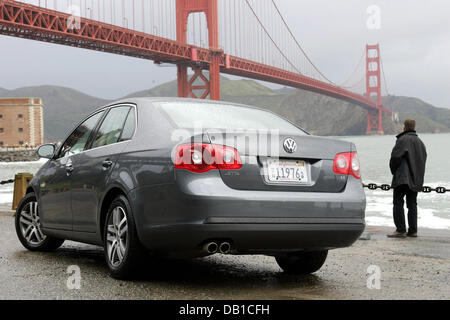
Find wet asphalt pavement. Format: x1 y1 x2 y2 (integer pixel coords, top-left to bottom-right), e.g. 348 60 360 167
1 210 449 300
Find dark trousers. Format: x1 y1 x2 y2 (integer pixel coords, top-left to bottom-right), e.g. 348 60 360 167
393 184 418 234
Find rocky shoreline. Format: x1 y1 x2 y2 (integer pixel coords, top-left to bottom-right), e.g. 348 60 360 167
0 150 39 162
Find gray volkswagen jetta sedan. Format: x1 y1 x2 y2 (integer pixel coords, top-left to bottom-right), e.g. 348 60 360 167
15 98 365 279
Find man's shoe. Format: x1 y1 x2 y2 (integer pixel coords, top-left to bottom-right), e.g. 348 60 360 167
407 232 418 238
387 231 407 238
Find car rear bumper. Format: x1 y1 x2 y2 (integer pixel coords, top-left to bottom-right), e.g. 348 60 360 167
138 221 365 256
130 171 366 256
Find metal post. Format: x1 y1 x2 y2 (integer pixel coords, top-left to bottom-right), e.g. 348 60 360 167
12 173 33 210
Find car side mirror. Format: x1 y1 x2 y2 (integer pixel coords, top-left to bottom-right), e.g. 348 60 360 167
37 144 56 159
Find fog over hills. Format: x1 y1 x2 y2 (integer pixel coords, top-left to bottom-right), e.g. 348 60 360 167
1 78 449 141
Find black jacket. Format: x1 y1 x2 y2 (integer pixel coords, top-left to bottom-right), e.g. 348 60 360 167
389 131 427 192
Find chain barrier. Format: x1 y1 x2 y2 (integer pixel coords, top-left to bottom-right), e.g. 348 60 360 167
2 178 448 194
363 183 448 194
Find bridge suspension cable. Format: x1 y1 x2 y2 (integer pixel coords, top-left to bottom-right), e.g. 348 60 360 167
269 0 336 85
380 56 390 97
338 49 366 95
242 0 303 76
215 0 340 83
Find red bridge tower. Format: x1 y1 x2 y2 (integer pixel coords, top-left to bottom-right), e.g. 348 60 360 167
365 44 384 134
176 0 221 100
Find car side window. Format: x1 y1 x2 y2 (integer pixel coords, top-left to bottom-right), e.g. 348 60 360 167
59 111 105 158
119 108 136 142
91 106 131 149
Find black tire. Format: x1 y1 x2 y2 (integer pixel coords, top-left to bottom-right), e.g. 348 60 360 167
15 192 64 252
275 250 328 274
103 195 146 279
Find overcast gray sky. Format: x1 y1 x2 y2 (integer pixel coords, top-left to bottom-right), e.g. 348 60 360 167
0 0 449 108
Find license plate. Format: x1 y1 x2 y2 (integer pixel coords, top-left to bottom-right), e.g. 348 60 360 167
266 159 309 183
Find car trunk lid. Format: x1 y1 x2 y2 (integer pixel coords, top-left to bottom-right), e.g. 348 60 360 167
206 131 352 192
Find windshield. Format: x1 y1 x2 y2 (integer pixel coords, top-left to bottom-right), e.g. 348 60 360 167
159 102 307 135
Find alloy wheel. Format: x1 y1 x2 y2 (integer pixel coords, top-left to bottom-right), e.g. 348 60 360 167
19 201 46 246
106 206 128 267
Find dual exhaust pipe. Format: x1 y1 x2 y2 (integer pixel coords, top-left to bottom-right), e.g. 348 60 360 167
203 241 231 254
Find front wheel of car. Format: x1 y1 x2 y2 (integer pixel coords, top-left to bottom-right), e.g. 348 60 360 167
104 195 145 279
15 192 65 251
275 250 328 274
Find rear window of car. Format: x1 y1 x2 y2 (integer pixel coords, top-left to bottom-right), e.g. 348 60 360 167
159 102 306 135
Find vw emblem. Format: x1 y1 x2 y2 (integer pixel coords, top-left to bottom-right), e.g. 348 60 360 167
283 138 297 153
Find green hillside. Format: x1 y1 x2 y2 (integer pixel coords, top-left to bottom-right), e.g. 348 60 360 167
383 96 450 133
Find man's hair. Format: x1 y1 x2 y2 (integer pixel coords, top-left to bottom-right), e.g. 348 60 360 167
404 119 416 131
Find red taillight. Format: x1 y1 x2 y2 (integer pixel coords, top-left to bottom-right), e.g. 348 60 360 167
333 152 361 179
175 143 242 173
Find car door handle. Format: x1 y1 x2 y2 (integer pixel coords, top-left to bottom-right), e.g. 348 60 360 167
66 165 74 174
102 160 113 169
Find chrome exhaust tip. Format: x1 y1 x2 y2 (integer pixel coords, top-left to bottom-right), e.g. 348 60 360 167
219 242 231 254
204 242 218 254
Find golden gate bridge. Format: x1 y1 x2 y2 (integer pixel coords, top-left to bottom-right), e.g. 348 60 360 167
0 0 392 133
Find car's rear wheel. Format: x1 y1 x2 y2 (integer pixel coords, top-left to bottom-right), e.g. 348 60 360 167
104 195 145 279
15 192 64 251
275 250 328 274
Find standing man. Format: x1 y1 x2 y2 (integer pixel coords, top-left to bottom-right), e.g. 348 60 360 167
388 119 427 238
